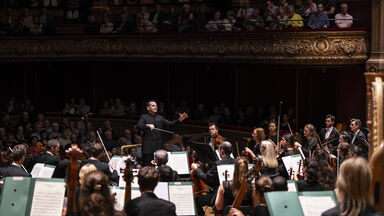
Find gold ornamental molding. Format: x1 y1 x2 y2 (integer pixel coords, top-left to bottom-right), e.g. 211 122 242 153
0 31 368 64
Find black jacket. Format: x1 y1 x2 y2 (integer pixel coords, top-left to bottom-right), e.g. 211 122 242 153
137 113 179 154
194 155 235 189
124 192 176 216
36 152 69 178
81 159 119 183
2 164 31 177
319 127 340 154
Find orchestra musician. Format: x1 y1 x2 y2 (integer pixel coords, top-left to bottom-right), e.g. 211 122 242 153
207 123 225 150
137 100 188 166
244 127 265 157
1 144 30 177
267 122 280 145
303 124 320 157
191 141 235 216
319 114 340 154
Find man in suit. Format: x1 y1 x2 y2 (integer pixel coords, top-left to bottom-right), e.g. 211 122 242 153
124 166 176 216
36 139 69 178
81 143 119 183
2 144 31 177
350 118 367 145
154 149 180 181
137 100 188 166
319 114 340 155
207 123 226 151
191 141 235 216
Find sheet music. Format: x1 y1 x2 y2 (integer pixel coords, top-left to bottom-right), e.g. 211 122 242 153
169 183 196 216
109 156 124 173
39 165 55 178
131 187 141 199
215 150 234 160
30 181 65 216
299 196 336 216
282 154 303 175
110 186 125 211
154 182 169 201
217 164 234 183
287 181 297 192
167 152 190 175
31 163 45 178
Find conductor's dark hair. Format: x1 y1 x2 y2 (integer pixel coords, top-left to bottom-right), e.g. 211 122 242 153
340 131 352 144
303 158 319 183
326 114 336 122
154 149 168 166
90 143 104 157
272 176 288 191
208 123 218 130
350 118 362 128
219 141 232 156
12 144 26 161
138 166 160 191
159 165 173 182
79 171 115 216
146 100 156 107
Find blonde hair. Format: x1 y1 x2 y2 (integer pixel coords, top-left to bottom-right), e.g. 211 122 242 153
337 157 373 216
261 140 278 168
232 157 249 197
79 164 97 185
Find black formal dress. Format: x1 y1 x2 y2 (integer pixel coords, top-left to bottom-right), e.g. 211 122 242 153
1 163 31 177
80 158 119 183
124 192 176 216
36 152 69 178
297 180 323 192
137 113 180 166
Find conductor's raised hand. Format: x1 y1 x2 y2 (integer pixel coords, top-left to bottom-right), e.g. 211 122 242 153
178 112 189 122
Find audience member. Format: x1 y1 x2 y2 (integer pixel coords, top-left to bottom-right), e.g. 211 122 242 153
307 3 329 29
335 3 353 28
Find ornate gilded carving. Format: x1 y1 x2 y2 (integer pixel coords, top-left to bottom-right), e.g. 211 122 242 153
0 31 368 64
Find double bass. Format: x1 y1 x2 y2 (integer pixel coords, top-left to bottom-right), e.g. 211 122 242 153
66 144 83 215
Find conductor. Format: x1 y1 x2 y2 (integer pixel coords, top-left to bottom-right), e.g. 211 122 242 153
137 100 188 166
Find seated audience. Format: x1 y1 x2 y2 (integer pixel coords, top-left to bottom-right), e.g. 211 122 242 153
233 9 248 31
335 3 353 28
245 8 265 30
303 0 317 18
307 3 330 29
85 15 100 34
222 11 236 31
237 0 254 17
286 5 304 28
205 11 223 32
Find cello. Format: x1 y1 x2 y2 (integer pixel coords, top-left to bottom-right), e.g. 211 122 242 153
190 151 210 198
65 144 83 215
123 156 135 203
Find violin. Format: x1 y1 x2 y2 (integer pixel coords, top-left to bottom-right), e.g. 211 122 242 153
211 135 224 149
65 144 83 214
190 151 210 198
296 160 303 180
243 138 253 163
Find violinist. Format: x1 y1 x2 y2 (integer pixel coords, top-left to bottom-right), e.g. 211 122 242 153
154 149 180 181
337 141 350 165
303 124 320 157
215 157 253 213
312 149 336 190
259 140 279 177
280 134 297 157
246 127 265 157
267 122 280 145
191 141 235 216
319 114 340 154
208 123 225 150
1 144 31 177
294 158 323 192
229 176 273 216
